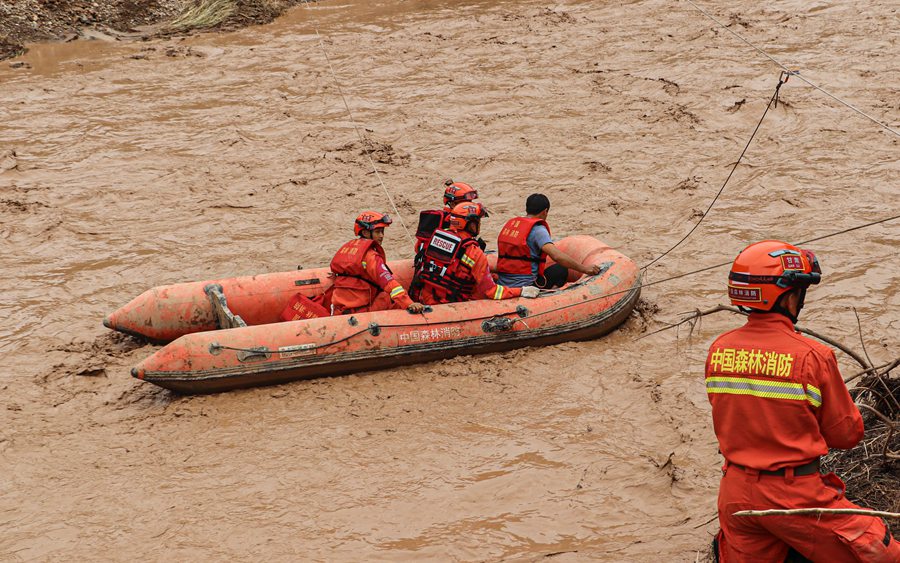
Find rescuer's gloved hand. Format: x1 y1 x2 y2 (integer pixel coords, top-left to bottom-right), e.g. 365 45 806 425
476 237 487 251
521 286 540 299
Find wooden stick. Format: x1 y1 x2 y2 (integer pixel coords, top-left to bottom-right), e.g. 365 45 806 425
734 508 900 519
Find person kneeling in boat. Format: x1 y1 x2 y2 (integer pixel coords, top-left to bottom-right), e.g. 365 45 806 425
411 202 540 305
496 193 602 290
330 211 425 315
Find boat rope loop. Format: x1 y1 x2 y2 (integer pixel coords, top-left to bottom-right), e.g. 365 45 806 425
301 0 414 243
684 0 900 138
209 323 375 355
642 71 790 270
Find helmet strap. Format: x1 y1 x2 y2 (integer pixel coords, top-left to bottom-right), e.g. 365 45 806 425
796 286 808 314
771 288 804 324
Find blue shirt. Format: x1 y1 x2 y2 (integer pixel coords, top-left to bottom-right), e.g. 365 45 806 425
497 224 552 287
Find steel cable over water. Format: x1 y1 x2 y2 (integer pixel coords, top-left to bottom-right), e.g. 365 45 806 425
528 213 900 322
641 1 900 271
300 0 414 243
641 72 790 271
683 0 900 139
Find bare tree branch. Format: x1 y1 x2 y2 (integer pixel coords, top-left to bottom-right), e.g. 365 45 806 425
856 404 900 460
853 308 875 370
844 359 900 384
793 324 870 372
643 304 872 370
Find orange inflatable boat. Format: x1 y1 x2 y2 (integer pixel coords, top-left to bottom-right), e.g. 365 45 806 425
106 236 641 393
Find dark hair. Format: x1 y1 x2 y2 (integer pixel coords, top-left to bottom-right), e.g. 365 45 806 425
526 193 550 215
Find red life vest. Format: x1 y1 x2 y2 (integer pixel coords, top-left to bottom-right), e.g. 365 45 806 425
411 229 479 303
496 217 551 276
330 238 386 293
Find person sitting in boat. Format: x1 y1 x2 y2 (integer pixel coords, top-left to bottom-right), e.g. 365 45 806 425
496 193 602 290
414 179 487 256
330 211 426 316
411 202 540 305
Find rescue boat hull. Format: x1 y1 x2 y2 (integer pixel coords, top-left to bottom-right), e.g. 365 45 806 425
110 236 641 394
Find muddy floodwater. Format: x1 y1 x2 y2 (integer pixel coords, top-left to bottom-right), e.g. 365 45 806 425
1 0 898 560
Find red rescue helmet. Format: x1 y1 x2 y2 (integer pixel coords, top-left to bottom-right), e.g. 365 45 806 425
728 240 821 311
448 202 489 232
443 179 479 207
354 211 393 237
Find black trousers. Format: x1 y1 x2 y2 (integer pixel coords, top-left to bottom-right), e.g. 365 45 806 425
535 264 568 289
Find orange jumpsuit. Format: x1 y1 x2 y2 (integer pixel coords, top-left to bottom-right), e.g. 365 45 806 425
330 238 413 315
705 313 899 562
416 231 522 305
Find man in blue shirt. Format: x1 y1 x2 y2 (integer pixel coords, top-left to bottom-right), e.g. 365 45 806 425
496 194 602 289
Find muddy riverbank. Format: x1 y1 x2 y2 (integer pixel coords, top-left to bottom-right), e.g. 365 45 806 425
0 0 305 60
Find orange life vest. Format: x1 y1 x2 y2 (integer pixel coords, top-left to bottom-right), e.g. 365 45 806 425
496 217 551 276
411 229 479 303
330 238 387 293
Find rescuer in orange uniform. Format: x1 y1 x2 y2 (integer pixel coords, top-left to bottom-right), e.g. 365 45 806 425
706 240 900 562
330 211 425 316
496 193 602 289
411 202 540 305
414 179 486 256
443 180 479 210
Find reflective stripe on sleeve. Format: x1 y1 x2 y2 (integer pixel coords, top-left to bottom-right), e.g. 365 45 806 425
706 377 821 407
390 286 405 298
493 286 504 300
805 384 822 408
461 254 476 268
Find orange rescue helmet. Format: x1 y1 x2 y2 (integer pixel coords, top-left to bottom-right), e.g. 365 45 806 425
448 202 489 232
443 179 479 207
728 240 821 311
354 211 393 237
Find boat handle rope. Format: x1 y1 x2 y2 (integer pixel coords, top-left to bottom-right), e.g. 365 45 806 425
209 325 374 356
207 307 532 356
